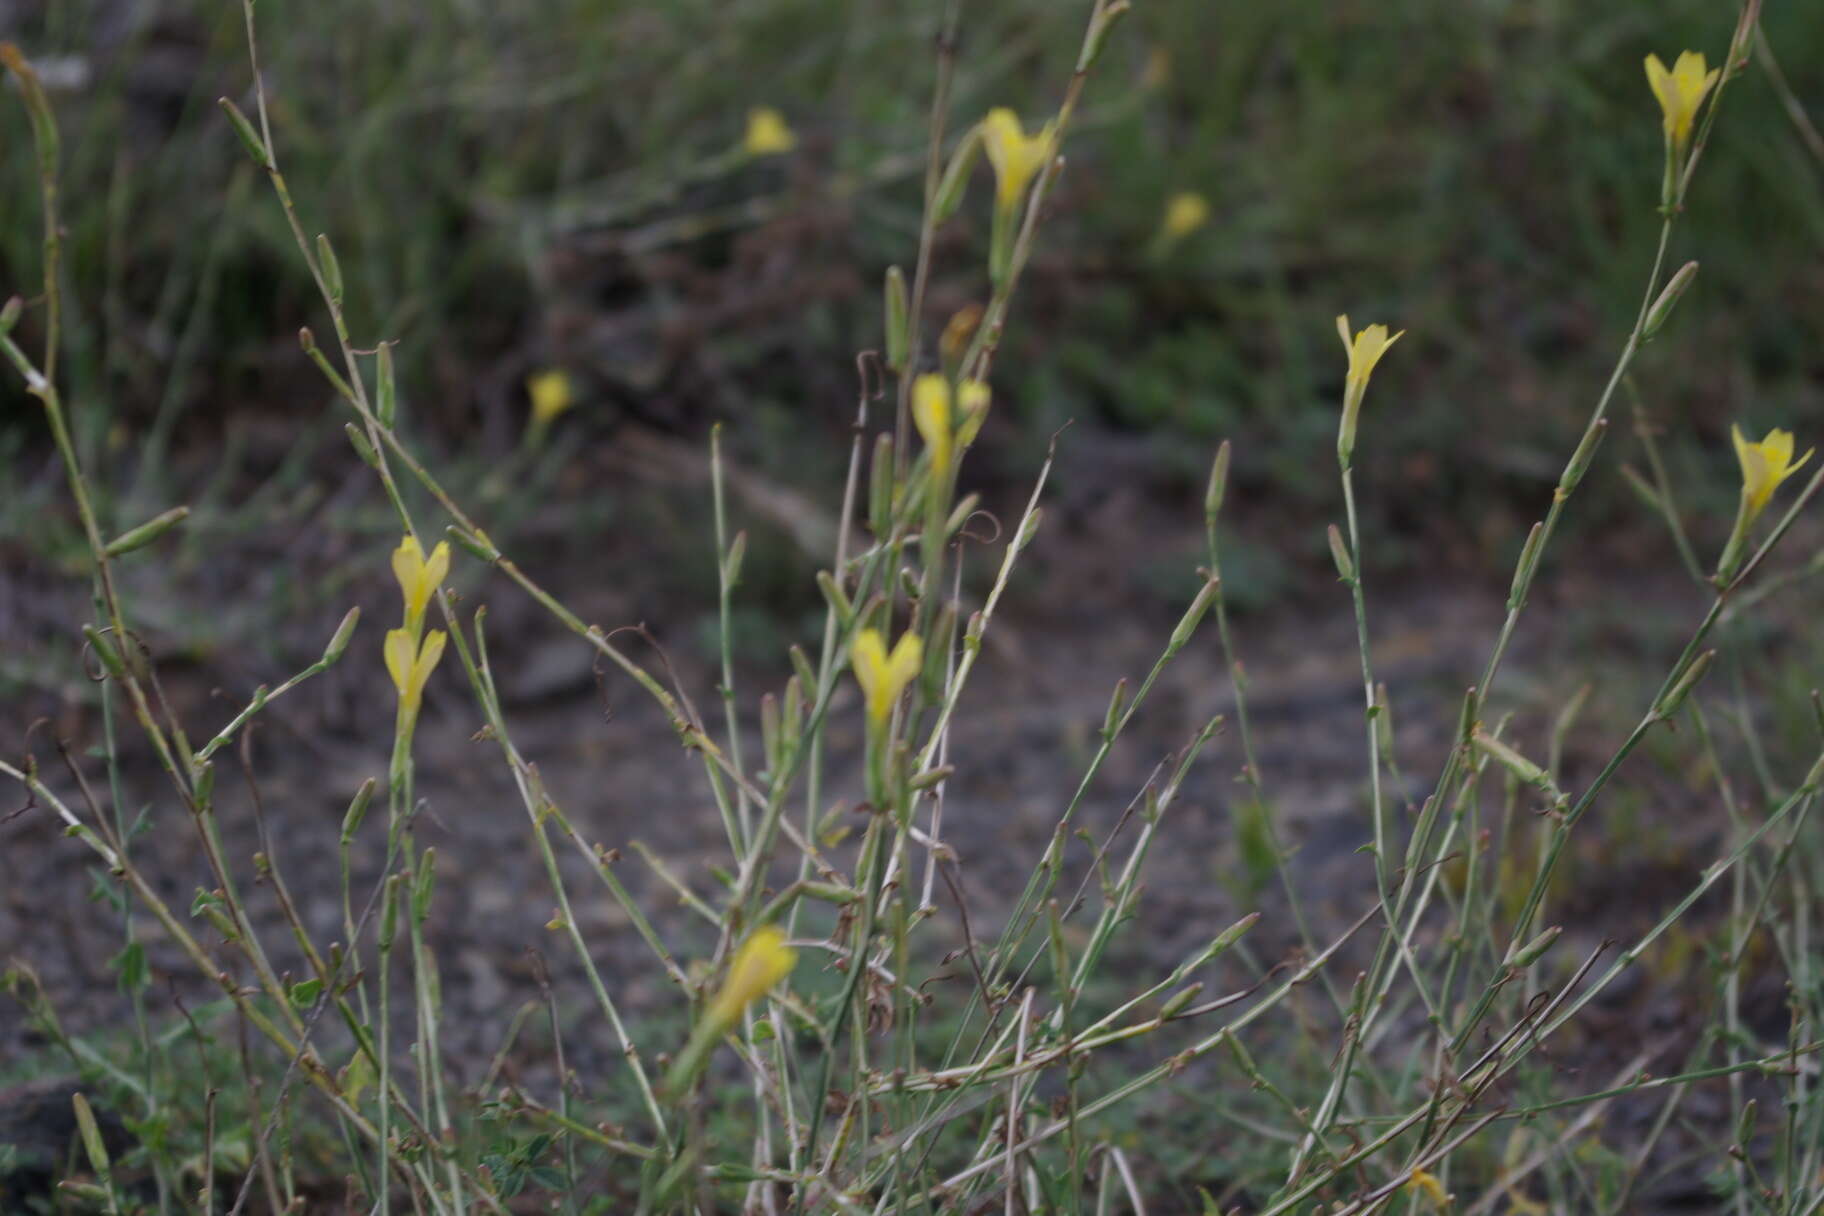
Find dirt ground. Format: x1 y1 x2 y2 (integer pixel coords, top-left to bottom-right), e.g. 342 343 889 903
0 425 1783 1209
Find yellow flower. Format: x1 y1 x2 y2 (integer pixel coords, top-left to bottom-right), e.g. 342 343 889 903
1645 51 1719 150
526 369 575 426
957 379 992 448
743 107 797 156
1160 191 1211 242
391 536 451 633
1335 315 1404 467
1336 315 1404 388
979 108 1056 211
913 374 953 474
1405 1168 1449 1208
1733 424 1812 523
704 926 796 1030
384 627 448 712
850 627 923 727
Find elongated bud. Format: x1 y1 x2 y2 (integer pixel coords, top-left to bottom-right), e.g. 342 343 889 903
413 848 437 922
931 126 983 226
884 266 910 372
379 874 401 949
1505 924 1561 968
191 759 215 808
1373 682 1396 763
963 610 985 653
0 295 21 333
869 432 895 537
1158 981 1202 1020
82 625 128 679
344 422 380 468
443 523 495 563
322 607 361 665
761 692 782 775
316 233 343 308
782 674 804 747
1472 730 1548 787
724 530 748 586
1102 677 1130 741
1205 440 1231 523
1654 649 1715 720
376 341 398 427
1170 579 1219 650
1327 524 1355 583
1200 911 1259 964
1077 0 1132 72
1643 261 1698 339
341 778 377 843
71 1093 111 1173
910 764 955 791
945 492 981 540
788 644 817 695
1014 507 1043 553
817 570 854 629
1507 521 1545 610
1456 686 1479 743
104 505 190 557
218 97 271 169
1558 418 1608 498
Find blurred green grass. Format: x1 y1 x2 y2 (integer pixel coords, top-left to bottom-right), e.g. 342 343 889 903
2 0 1821 579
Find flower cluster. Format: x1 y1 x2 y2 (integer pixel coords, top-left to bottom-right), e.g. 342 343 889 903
385 535 450 714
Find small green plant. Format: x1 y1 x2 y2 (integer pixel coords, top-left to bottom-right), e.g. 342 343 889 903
5 1 1823 1212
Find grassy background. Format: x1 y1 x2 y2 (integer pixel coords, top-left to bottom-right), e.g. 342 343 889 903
4 0 1822 573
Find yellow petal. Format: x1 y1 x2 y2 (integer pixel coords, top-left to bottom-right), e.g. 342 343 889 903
886 632 924 700
913 374 953 471
706 926 797 1028
1763 428 1794 470
1644 53 1673 116
409 629 448 706
850 628 888 719
421 541 450 607
384 628 416 701
392 536 424 607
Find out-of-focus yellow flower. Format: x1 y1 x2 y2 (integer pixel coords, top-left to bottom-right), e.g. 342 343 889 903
527 369 575 427
1645 51 1719 151
913 375 953 474
704 926 796 1030
391 536 450 633
1337 315 1404 389
957 379 992 448
1733 424 1812 524
743 107 797 156
1404 1168 1449 1208
850 627 923 727
384 627 447 712
980 108 1056 211
1160 192 1210 243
